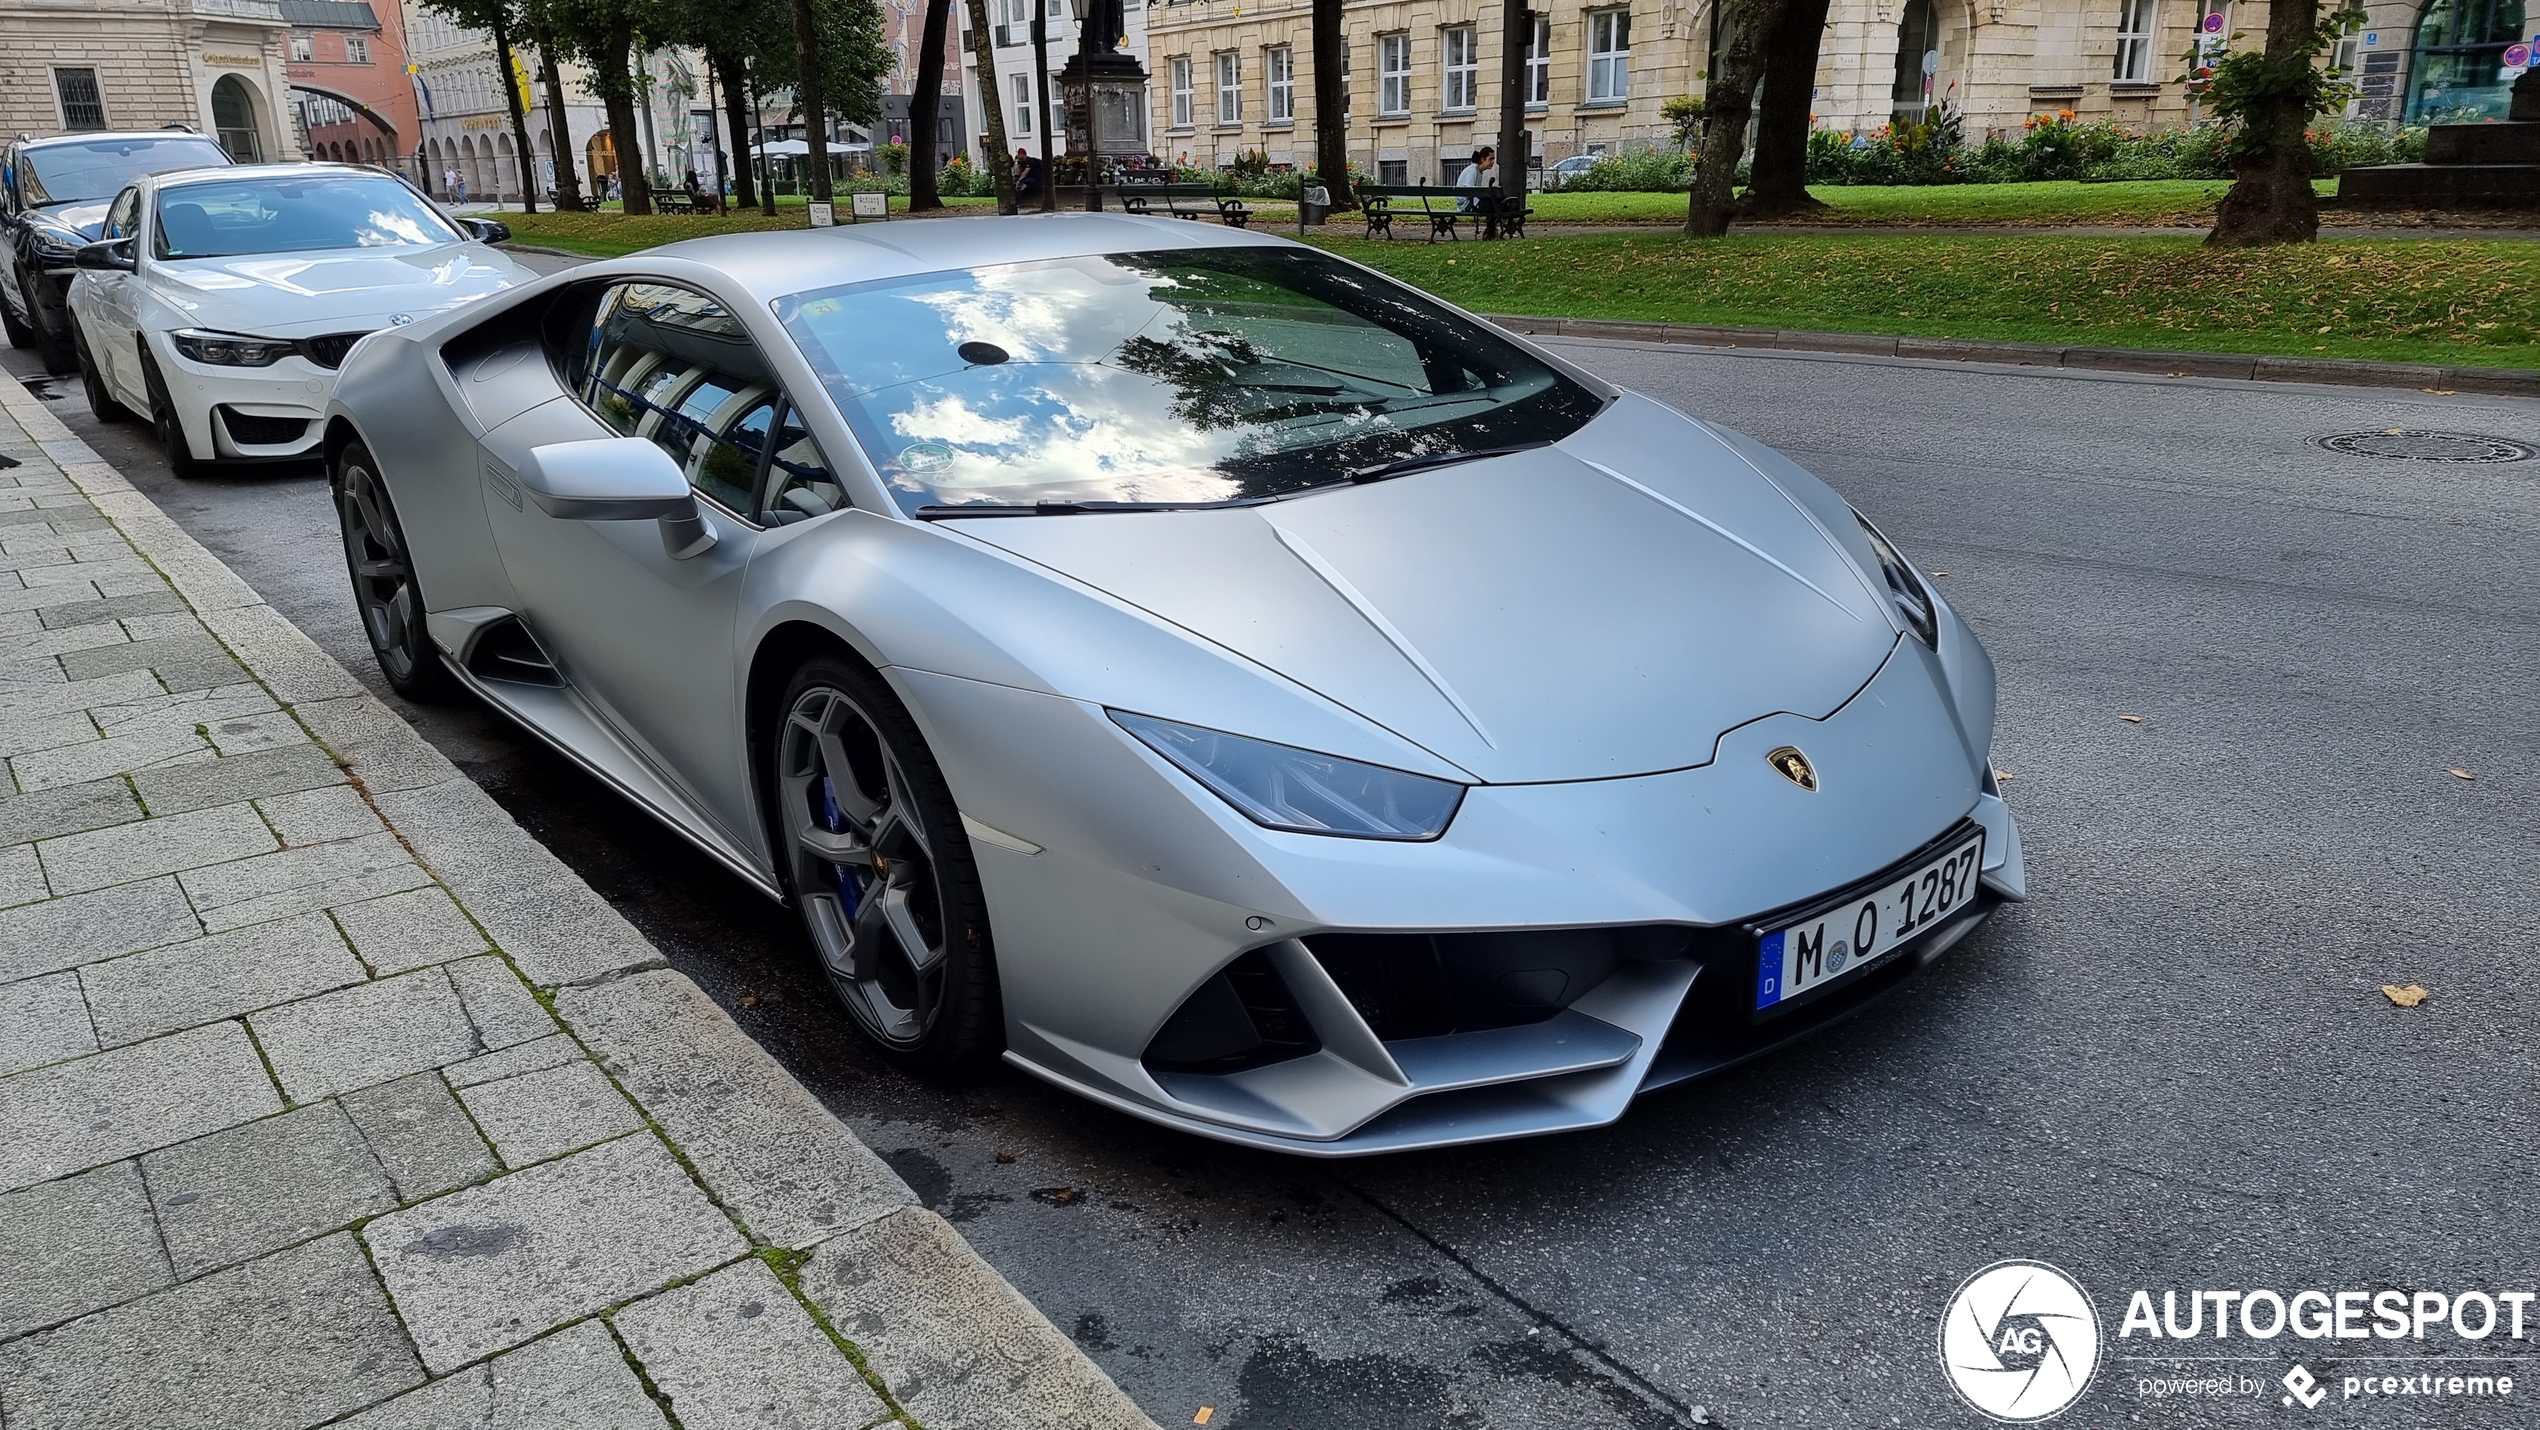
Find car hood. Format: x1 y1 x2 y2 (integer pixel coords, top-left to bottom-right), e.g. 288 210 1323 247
149 243 535 339
956 394 1902 784
31 202 111 243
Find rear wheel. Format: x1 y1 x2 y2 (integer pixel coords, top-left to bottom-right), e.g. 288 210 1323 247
73 323 124 423
335 439 452 702
770 654 1002 1080
139 351 203 479
0 284 34 350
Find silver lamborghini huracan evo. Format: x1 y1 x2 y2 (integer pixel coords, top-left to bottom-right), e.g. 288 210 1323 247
324 213 2026 1156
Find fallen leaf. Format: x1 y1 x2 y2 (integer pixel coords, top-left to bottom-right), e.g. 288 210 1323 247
2381 984 2427 1008
1993 769 2013 781
1031 1186 1081 1205
1928 569 1950 577
737 994 760 1008
2383 427 2407 435
995 1151 1017 1164
2448 768 2474 780
2119 714 2143 723
1195 1409 1216 1426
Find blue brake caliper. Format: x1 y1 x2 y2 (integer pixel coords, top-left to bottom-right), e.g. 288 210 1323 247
820 778 861 917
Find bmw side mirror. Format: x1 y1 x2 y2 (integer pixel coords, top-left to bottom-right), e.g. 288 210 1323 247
515 438 718 559
74 239 136 272
460 217 512 245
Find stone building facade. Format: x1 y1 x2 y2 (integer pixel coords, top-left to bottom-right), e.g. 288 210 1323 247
284 0 419 167
0 0 299 162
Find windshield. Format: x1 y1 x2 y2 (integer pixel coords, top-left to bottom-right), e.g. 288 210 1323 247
154 175 460 260
774 247 1603 513
20 137 229 207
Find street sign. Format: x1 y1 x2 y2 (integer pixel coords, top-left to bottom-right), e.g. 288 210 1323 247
807 201 835 229
2504 41 2532 68
2202 11 2225 32
850 191 888 220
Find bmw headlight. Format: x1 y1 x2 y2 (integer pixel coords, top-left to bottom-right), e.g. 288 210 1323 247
1110 712 1465 841
171 329 297 367
1855 510 1938 648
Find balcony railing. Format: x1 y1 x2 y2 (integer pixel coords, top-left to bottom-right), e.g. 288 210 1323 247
189 0 287 23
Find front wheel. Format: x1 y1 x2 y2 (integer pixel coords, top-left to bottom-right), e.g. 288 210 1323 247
335 439 453 702
139 351 203 479
0 283 35 350
770 655 1002 1081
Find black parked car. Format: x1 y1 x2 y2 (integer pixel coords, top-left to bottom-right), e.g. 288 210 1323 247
2 128 232 373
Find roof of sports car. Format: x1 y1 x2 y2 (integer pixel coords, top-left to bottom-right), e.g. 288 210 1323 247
637 212 1289 298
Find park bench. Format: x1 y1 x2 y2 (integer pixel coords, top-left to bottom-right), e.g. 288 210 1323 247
1356 182 1531 241
1115 181 1252 227
650 188 699 215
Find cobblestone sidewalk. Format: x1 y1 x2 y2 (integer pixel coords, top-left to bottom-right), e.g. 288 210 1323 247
0 375 1155 1430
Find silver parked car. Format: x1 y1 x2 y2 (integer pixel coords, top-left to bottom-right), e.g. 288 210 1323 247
325 214 2024 1156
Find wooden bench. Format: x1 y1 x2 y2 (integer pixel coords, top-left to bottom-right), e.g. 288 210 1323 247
1115 181 1252 227
1356 182 1532 241
651 188 699 215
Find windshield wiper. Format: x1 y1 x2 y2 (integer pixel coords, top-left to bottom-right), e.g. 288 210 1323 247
1346 439 1553 485
913 497 1275 519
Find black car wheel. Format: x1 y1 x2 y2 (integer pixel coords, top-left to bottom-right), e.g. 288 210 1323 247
335 438 452 702
139 351 203 479
0 283 34 350
770 653 1003 1080
72 323 124 423
28 274 77 375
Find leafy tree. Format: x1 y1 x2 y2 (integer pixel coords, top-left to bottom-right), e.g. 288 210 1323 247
1685 0 1792 236
958 0 1016 212
521 0 586 209
547 0 653 211
905 0 954 211
1743 0 1831 218
1310 0 1352 212
419 0 543 212
2193 2 2364 245
1495 3 1529 211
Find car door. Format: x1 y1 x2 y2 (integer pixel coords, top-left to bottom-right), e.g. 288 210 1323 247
81 186 146 404
476 278 838 849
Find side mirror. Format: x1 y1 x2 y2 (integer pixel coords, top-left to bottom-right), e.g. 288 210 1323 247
75 239 136 272
517 438 694 521
460 217 512 245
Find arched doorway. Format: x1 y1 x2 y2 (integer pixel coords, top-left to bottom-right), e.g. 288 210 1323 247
587 132 618 199
2407 0 2530 122
1890 0 1947 121
496 134 518 200
212 75 266 161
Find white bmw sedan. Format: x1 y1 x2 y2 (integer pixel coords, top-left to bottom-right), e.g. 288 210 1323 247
66 163 535 476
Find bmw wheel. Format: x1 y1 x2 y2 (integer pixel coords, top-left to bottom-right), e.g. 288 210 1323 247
139 351 202 480
335 438 452 702
772 654 1002 1080
73 323 124 423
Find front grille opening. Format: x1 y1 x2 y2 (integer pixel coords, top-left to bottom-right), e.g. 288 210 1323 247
464 618 562 686
1306 926 1694 1042
218 408 310 446
1143 948 1318 1074
300 331 370 369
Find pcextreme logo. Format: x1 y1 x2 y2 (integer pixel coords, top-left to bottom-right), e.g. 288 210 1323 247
1939 1260 2103 1421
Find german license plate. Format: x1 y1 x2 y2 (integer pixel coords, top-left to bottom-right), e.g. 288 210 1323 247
1754 830 1985 1013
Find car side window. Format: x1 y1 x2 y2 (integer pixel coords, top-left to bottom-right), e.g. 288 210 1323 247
763 402 844 525
101 188 140 242
580 280 830 522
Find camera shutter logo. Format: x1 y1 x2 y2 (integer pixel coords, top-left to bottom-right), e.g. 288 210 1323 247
1938 1260 2102 1421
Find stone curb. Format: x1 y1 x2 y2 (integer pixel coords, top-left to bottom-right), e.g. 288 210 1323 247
0 372 1158 1430
1484 313 2540 397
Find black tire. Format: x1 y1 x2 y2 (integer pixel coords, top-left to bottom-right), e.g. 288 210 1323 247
334 438 454 703
72 323 124 423
0 283 34 350
768 653 1003 1081
28 274 77 375
139 351 203 479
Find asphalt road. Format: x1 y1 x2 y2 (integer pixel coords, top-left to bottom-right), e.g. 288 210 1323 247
12 307 2537 1429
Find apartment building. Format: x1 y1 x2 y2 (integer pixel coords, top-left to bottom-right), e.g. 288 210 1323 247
284 0 418 166
958 0 1153 168
0 0 298 162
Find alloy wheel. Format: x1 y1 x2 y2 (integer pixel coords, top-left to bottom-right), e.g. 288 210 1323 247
339 457 424 685
778 684 953 1049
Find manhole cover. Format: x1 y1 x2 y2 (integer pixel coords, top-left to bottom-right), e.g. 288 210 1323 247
2318 430 2535 463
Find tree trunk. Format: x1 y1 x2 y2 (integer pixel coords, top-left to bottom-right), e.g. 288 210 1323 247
1742 0 1829 217
716 52 757 209
749 71 777 214
906 0 953 210
534 38 584 211
1311 0 1352 210
1029 4 1054 212
1496 3 1529 213
2207 0 2323 247
789 0 833 203
961 0 1016 213
602 16 651 214
1684 0 1785 237
490 10 540 214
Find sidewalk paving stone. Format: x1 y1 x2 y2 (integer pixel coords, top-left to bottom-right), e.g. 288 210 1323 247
364 1132 747 1373
0 1234 423 1430
128 741 342 816
249 965 481 1102
0 876 201 983
9 721 210 792
255 782 384 846
612 1257 886 1430
0 1160 171 1339
340 1070 499 1202
0 841 43 907
36 802 276 897
332 1320 668 1430
0 777 141 847
334 884 488 976
444 954 558 1051
82 910 367 1046
444 1032 580 1089
180 828 434 932
142 1101 400 1278
0 969 95 1075
457 1057 644 1167
0 1019 281 1192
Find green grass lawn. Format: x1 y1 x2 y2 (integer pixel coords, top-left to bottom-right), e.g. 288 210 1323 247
501 196 996 256
1310 232 2540 369
1524 179 2339 227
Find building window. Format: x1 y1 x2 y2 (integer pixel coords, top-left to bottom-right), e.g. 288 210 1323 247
994 0 1028 49
290 33 314 61
1266 45 1293 121
53 68 106 130
1215 51 1240 123
1171 55 1193 128
1526 16 1550 103
1378 32 1411 116
1442 25 1477 111
1586 10 1630 104
346 35 370 64
2112 0 2156 80
1012 73 1032 133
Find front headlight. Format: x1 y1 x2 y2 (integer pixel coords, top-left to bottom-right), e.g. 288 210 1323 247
171 329 298 367
1110 712 1465 841
1855 510 1938 648
30 229 82 263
